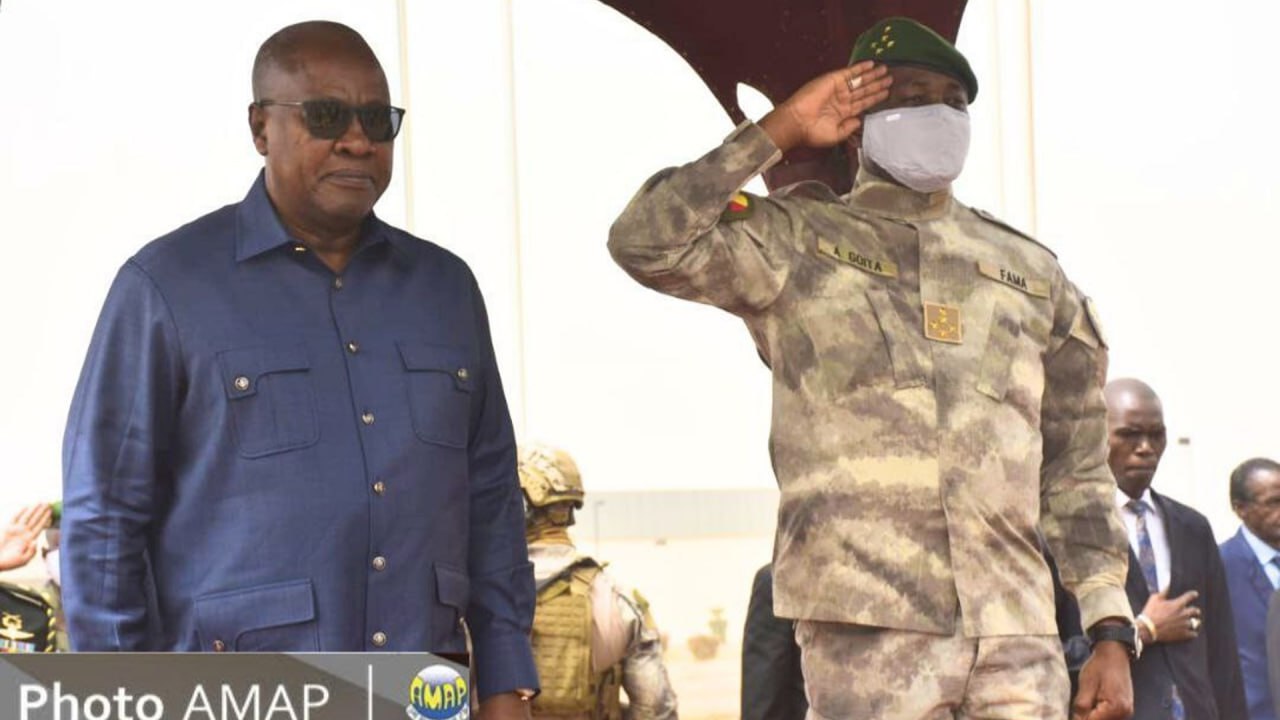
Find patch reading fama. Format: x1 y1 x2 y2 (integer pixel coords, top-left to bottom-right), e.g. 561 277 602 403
720 191 756 222
977 262 1049 298
816 238 899 278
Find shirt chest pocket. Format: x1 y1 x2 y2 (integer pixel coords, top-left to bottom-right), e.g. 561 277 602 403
217 344 319 458
397 342 474 448
788 286 929 398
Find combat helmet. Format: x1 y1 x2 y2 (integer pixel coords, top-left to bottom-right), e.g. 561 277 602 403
518 444 585 509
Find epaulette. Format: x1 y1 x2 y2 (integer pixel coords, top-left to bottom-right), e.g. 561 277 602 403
772 180 842 203
971 208 1056 258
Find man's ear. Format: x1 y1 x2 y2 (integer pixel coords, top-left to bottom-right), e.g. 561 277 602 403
248 104 268 157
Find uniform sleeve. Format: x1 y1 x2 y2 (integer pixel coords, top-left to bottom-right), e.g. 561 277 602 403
607 121 805 316
463 275 538 699
618 590 679 720
62 262 182 650
1038 283 1132 632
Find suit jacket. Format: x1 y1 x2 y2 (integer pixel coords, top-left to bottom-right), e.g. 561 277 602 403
741 564 807 720
1267 590 1280 719
1120 493 1245 720
1061 492 1245 719
1223 528 1278 720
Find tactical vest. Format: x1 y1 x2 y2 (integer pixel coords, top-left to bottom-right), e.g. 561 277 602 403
530 559 622 720
0 581 56 653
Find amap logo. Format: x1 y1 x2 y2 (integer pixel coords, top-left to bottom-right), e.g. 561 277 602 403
407 664 470 720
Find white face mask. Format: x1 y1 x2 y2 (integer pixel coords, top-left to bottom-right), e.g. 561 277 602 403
861 104 971 193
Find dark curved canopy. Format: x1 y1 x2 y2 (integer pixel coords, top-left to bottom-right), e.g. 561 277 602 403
597 1 968 193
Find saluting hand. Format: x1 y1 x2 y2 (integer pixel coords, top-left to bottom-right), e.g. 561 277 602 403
0 503 53 572
759 61 892 153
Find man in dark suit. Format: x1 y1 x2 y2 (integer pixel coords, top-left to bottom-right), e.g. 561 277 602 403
1061 378 1245 719
741 563 806 720
1221 457 1280 720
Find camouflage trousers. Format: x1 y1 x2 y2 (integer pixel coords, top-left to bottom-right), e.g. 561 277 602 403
795 620 1068 719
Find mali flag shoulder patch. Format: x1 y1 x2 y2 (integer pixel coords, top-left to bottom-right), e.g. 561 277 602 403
720 191 756 222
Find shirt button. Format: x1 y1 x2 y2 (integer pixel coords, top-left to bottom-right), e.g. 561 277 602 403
371 632 387 647
373 481 386 495
333 276 344 289
212 639 226 652
233 376 250 392
372 556 387 571
361 411 375 426
346 341 360 354
456 367 469 381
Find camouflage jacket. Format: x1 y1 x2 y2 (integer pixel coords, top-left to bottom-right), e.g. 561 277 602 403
607 121 1131 636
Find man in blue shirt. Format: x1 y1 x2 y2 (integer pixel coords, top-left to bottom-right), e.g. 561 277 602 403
1222 457 1280 720
61 21 537 716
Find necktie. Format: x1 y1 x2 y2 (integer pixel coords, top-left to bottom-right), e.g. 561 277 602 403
1127 500 1185 719
1270 555 1280 589
1127 499 1159 593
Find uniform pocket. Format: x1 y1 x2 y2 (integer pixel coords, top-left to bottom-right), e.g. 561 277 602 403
976 305 1021 401
194 579 319 651
864 286 928 389
398 342 474 448
432 563 470 653
217 344 319 458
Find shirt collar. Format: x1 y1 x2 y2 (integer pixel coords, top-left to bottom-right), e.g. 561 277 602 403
234 170 400 263
848 164 953 221
1115 486 1161 518
1241 524 1280 567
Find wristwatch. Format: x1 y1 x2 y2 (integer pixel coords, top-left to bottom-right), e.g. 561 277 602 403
1087 622 1142 660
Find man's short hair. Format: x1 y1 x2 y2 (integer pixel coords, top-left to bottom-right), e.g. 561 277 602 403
1230 457 1280 505
251 21 378 100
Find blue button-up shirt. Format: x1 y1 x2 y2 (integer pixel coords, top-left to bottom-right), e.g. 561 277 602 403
62 173 537 698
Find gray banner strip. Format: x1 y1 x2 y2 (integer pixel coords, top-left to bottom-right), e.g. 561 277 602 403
0 653 472 720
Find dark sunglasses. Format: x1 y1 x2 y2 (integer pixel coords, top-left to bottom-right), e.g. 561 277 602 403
255 99 406 142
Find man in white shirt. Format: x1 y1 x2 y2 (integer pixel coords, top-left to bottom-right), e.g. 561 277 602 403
1098 378 1245 719
1221 457 1280 719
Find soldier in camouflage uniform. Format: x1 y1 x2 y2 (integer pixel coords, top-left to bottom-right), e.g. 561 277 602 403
518 444 678 720
608 16 1136 720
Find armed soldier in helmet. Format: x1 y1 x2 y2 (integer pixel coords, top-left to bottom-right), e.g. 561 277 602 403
518 444 678 720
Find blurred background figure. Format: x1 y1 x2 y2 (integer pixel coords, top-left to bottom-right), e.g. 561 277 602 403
1221 457 1280 720
740 563 805 720
1066 378 1244 719
519 443 678 720
0 502 58 652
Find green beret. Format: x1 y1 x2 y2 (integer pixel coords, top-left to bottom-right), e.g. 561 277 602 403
849 17 978 102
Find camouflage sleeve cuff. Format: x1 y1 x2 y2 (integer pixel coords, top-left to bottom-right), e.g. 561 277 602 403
1075 585 1134 632
721 120 785 179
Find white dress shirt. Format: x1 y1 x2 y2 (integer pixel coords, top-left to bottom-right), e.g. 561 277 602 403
1116 487 1171 592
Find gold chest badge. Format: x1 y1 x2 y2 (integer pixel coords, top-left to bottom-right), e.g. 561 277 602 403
924 302 963 344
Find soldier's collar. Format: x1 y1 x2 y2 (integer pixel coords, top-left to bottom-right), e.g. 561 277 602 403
848 165 953 221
